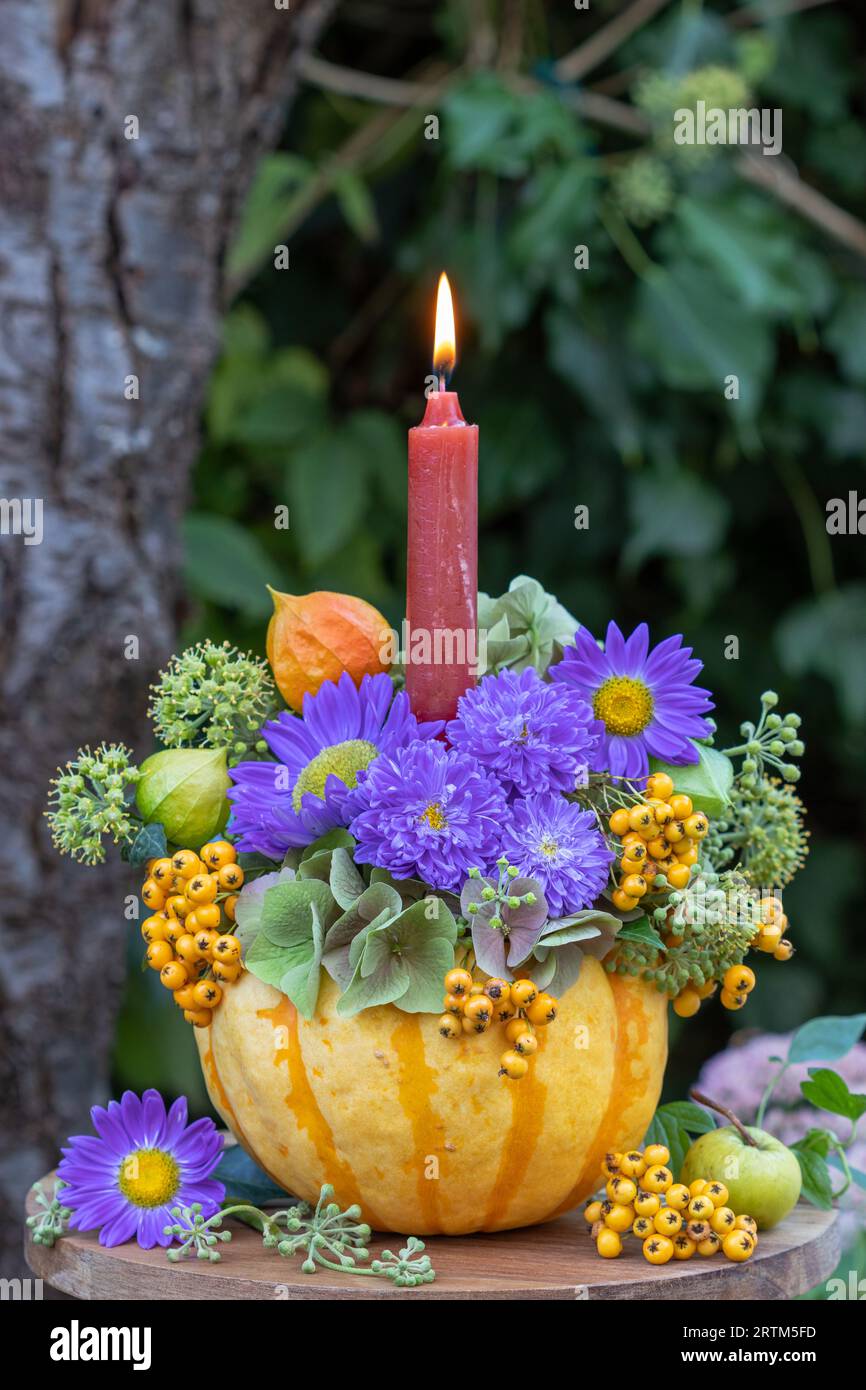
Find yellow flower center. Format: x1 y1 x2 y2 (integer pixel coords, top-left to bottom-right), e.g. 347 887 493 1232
593 676 654 737
117 1148 180 1208
292 738 379 813
419 801 447 831
539 836 559 859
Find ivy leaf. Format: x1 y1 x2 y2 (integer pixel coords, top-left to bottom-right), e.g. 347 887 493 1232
126 822 167 867
800 1068 866 1122
617 917 665 949
643 1111 691 1181
648 744 734 818
215 1144 290 1207
183 515 277 618
776 587 866 725
792 1144 834 1211
656 1101 716 1136
797 1127 832 1158
787 1013 866 1065
623 467 731 573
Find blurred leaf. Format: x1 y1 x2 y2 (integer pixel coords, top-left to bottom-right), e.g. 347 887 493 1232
672 194 832 319
546 308 641 458
215 1145 290 1206
763 13 854 122
287 427 368 566
787 1013 866 1065
623 466 730 570
183 515 276 617
792 1144 834 1210
227 152 313 286
826 288 866 385
442 74 524 175
776 587 866 723
632 264 773 416
801 1067 866 1122
332 169 379 244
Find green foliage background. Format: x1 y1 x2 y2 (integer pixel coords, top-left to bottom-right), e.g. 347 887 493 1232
116 2 865 1135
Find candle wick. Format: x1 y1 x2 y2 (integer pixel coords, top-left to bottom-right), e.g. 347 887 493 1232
438 371 446 393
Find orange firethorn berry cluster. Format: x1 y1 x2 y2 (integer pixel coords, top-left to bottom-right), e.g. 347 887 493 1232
607 773 709 910
438 968 557 1080
140 840 243 1028
584 1145 758 1264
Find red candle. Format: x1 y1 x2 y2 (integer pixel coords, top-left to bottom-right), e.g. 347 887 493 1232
405 273 478 724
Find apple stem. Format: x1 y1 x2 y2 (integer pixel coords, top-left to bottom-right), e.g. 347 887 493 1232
690 1088 759 1147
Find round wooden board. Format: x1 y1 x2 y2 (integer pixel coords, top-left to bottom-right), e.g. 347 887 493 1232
25 1173 839 1301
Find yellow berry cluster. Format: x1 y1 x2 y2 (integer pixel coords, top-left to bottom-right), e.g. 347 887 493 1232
585 1145 758 1265
750 894 794 962
607 772 709 910
140 841 244 1028
671 894 793 1020
438 969 558 1081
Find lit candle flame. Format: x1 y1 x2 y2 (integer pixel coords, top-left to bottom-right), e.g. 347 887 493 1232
433 271 456 382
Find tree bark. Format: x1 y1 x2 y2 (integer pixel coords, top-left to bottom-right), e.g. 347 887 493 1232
0 0 333 1274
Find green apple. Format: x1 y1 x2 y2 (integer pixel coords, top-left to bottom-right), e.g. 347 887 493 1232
680 1125 801 1229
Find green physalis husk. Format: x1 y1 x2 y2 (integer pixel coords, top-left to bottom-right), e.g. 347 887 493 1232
135 746 231 849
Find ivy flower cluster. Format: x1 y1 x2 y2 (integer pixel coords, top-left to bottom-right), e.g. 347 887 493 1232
45 743 141 864
148 640 279 765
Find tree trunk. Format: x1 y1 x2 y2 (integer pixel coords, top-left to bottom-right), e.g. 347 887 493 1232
0 0 333 1274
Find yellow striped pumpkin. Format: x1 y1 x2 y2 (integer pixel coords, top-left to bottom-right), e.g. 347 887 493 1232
195 957 667 1235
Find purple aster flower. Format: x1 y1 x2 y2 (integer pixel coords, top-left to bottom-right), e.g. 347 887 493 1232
446 667 602 798
549 621 713 780
228 672 443 858
498 793 613 917
56 1089 224 1249
348 739 507 892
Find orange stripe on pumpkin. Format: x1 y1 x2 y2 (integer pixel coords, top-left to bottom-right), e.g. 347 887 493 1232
482 1031 548 1230
390 1015 444 1230
549 973 651 1219
257 998 383 1227
202 1037 286 1192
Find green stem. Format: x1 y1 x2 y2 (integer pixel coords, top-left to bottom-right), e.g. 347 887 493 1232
830 1141 852 1200
756 1061 787 1128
